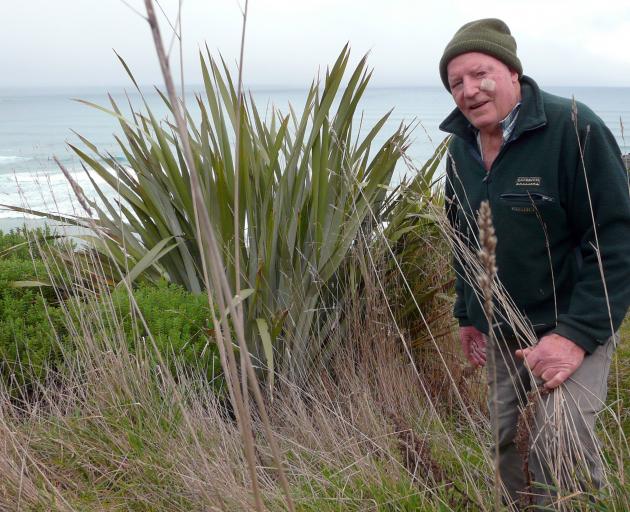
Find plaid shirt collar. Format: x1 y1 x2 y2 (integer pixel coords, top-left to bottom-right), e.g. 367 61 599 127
475 101 522 157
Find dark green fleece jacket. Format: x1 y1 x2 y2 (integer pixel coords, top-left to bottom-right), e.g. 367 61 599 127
441 76 630 353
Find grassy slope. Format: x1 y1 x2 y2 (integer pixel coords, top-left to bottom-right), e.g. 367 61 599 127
609 315 630 435
5 320 627 511
0 226 628 510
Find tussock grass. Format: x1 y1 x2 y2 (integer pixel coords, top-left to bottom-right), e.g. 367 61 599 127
1 208 628 511
0 226 494 511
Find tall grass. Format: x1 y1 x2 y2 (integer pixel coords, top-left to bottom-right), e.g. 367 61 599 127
0 228 492 511
2 218 627 510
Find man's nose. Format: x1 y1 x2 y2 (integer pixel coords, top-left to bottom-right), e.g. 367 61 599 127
462 77 479 98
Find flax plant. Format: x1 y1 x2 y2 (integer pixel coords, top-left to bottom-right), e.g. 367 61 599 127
8 48 408 384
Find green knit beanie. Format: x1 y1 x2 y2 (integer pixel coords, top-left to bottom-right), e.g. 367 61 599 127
439 18 523 91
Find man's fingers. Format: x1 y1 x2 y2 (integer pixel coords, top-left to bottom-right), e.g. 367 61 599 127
462 340 481 367
514 337 583 389
522 348 542 373
460 335 474 360
474 351 487 367
541 367 557 382
469 343 484 365
530 361 544 378
460 327 488 368
544 371 569 390
471 343 486 364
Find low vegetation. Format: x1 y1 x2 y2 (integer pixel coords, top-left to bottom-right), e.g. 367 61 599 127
0 235 491 510
1 219 627 510
0 230 221 397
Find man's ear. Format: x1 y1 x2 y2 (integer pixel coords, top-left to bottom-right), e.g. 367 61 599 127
509 69 519 83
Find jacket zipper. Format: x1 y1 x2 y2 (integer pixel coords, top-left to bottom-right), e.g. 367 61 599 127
500 192 556 203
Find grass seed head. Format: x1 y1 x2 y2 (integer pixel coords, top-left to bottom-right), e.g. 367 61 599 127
477 201 497 320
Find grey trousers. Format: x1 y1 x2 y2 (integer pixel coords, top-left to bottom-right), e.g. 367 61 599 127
487 334 615 509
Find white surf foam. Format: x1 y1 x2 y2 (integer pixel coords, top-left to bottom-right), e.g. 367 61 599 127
0 155 31 163
0 166 122 219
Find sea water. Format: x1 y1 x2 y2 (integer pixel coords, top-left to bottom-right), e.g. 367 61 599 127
1 84 628 222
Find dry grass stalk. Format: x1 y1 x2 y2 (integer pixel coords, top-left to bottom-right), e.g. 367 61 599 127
476 200 502 511
515 386 550 508
141 2 294 511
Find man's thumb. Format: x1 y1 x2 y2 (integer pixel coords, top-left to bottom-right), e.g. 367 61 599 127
515 347 531 360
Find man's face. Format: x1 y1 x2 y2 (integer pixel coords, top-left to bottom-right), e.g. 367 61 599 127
446 52 520 134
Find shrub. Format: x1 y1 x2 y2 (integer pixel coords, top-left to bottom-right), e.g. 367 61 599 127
0 230 220 393
0 231 66 388
108 280 221 383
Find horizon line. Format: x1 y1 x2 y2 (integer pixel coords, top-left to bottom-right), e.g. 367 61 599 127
2 82 630 92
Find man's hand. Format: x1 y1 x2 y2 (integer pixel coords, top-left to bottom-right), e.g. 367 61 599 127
459 326 487 367
515 333 585 389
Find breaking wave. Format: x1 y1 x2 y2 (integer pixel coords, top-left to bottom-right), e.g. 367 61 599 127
0 155 31 163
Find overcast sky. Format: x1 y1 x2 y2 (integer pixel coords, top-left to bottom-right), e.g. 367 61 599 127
2 0 629 89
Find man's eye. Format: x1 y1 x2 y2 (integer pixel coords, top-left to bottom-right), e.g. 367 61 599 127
476 71 486 78
451 81 462 89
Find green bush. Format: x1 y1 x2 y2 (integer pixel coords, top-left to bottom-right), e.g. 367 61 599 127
0 230 221 393
0 286 67 387
0 231 65 387
109 280 221 383
0 228 41 259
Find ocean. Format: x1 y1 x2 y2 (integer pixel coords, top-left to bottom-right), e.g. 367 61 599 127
1 84 629 223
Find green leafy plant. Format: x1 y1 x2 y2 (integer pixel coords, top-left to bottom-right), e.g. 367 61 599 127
108 279 220 383
0 230 220 393
381 140 453 344
11 47 409 381
0 230 66 388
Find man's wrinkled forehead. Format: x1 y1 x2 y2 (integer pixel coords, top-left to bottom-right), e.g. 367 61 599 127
447 62 487 81
446 53 504 80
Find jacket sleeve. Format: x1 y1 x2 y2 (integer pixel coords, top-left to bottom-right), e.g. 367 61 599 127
552 114 630 352
445 156 473 327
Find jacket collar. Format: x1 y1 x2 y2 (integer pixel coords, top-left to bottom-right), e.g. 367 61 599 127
439 75 547 144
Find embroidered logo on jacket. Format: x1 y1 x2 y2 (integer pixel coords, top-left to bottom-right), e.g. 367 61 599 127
515 176 542 187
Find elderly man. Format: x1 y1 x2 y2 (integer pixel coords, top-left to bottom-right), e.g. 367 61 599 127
439 18 630 508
